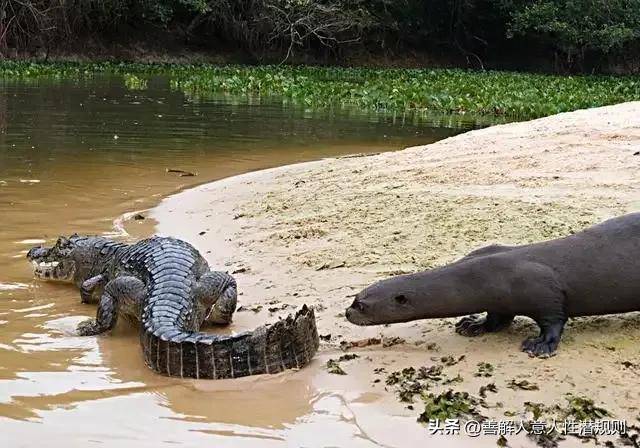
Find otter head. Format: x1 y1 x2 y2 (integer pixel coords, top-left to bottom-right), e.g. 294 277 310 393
345 275 419 326
27 236 78 282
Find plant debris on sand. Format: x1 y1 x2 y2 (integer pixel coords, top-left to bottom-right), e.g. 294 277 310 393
475 362 495 377
479 383 498 398
417 390 484 423
560 395 611 421
340 337 381 350
385 363 473 406
326 353 360 375
507 379 539 391
521 396 613 447
440 355 465 366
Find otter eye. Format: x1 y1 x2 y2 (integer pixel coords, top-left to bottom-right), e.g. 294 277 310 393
351 300 365 312
394 294 408 304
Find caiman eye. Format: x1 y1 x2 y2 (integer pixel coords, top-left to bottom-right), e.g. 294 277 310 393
56 236 70 248
394 294 408 304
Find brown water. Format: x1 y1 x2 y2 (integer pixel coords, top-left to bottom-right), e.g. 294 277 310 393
0 75 486 447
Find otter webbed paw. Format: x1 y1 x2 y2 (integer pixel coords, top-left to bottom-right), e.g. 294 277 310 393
521 337 558 358
77 319 101 336
522 320 565 358
455 313 514 337
455 315 487 336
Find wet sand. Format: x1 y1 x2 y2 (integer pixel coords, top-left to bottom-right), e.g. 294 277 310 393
153 102 640 447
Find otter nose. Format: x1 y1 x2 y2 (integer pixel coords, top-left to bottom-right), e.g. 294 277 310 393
345 307 354 320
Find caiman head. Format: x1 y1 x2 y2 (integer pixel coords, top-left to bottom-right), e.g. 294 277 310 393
27 236 81 282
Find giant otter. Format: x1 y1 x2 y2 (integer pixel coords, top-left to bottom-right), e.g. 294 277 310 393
346 213 640 357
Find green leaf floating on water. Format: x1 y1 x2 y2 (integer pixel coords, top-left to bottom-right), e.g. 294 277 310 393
3 61 640 120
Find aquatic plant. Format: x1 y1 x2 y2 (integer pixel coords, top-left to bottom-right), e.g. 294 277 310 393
325 353 359 375
325 359 347 375
521 396 611 447
475 361 495 377
524 395 611 422
507 379 539 391
385 364 467 403
417 390 482 422
560 395 611 420
2 61 640 120
123 73 148 91
479 383 498 398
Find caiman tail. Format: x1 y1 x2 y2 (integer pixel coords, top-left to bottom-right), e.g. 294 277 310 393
141 305 319 379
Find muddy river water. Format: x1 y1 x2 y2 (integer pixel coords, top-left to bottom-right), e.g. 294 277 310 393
0 75 488 447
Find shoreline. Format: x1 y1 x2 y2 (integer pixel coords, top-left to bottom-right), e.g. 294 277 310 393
149 102 640 447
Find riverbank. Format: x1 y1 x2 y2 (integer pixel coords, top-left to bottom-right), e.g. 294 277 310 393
4 61 640 120
153 101 640 447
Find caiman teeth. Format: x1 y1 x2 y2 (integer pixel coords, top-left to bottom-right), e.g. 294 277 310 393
37 261 59 268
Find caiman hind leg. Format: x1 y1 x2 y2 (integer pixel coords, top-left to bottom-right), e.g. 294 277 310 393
77 276 146 336
195 271 238 326
455 313 514 337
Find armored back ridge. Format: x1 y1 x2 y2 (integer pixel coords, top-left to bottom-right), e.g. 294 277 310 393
28 235 319 379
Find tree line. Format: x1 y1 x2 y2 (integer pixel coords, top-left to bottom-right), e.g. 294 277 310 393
2 0 640 72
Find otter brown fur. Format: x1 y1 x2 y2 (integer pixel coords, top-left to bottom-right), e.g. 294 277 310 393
345 213 640 357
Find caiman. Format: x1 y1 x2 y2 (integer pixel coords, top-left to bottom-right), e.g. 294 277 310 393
27 235 319 379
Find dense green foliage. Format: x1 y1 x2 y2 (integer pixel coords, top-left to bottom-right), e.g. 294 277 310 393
3 61 640 119
2 1 640 72
507 0 640 66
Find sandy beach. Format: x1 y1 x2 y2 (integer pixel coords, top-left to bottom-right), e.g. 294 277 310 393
152 102 640 447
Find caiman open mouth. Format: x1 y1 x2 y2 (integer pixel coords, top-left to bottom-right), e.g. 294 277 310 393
27 241 76 282
31 260 75 281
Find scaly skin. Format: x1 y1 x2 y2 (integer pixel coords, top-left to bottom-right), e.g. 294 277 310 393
27 235 319 379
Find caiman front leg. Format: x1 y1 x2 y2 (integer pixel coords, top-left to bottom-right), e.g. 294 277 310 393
195 271 237 326
455 313 514 336
80 274 106 304
77 276 146 336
